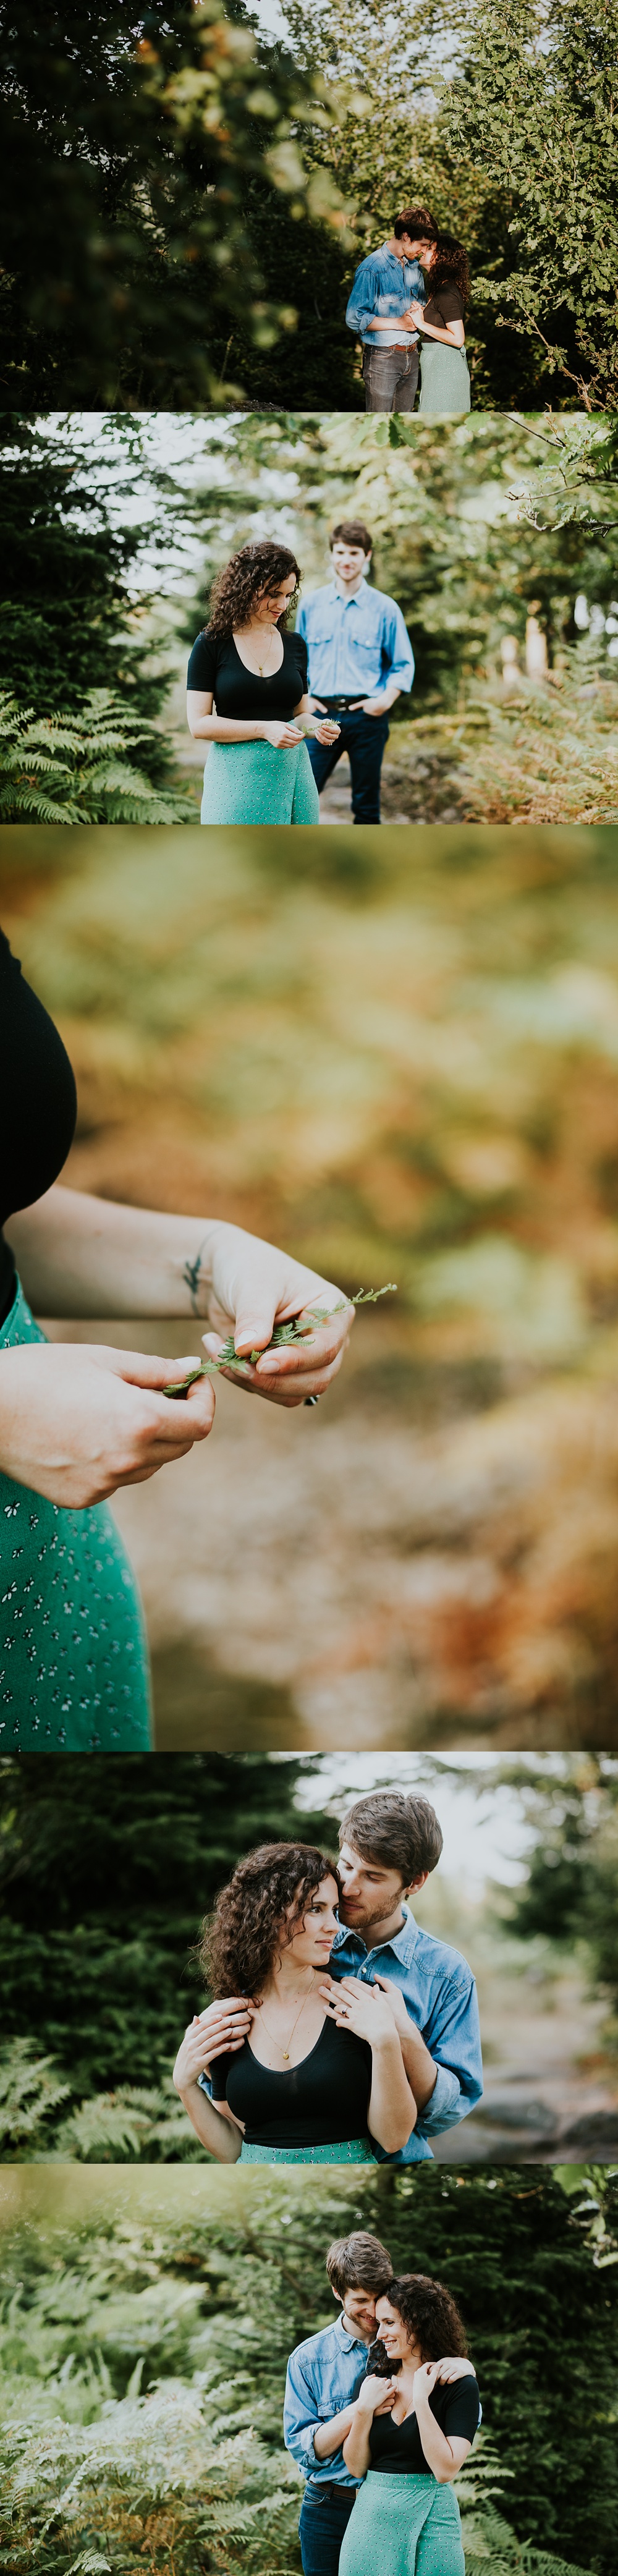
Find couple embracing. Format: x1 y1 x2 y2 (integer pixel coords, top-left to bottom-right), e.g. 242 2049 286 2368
286 2226 481 2576
172 1789 483 2164
347 206 470 417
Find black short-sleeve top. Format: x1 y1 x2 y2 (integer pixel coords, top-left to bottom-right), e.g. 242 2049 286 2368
0 931 77 1326
422 286 465 330
186 626 308 722
205 2015 373 2151
369 2372 480 2475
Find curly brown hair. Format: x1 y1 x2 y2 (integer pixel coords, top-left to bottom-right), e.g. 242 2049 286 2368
378 2274 468 2363
429 236 470 311
206 541 302 639
197 1841 339 1998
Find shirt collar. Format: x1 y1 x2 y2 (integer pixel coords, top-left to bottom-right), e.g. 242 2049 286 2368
332 1904 419 1962
334 2309 372 2352
328 578 368 608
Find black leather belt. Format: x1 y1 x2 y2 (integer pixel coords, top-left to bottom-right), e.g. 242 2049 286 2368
320 696 362 711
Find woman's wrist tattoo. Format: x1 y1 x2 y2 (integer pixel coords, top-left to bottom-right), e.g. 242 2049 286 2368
182 1240 211 1314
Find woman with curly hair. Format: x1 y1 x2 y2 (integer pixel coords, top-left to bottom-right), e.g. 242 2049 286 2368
407 239 471 417
186 540 341 824
172 1842 417 2164
339 2274 480 2576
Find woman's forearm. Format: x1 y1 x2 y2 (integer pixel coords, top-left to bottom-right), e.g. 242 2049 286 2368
9 1188 227 1319
313 2404 357 2460
188 714 266 741
176 2080 242 2162
414 2399 459 2481
419 322 464 345
342 2414 373 2476
367 2035 417 2153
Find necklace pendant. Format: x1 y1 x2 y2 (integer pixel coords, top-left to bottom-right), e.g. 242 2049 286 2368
282 2049 290 2060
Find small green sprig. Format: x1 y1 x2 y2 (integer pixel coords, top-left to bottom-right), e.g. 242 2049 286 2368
163 1284 397 1398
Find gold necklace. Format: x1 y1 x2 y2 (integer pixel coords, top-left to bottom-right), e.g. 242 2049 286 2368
256 1970 318 2061
241 625 277 677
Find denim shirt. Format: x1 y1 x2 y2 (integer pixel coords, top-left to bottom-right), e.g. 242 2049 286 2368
345 244 426 347
284 2311 370 2489
284 2307 483 2490
329 1908 482 2165
296 580 414 703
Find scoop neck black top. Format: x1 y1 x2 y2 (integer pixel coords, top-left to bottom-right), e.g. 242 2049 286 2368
369 2371 480 2475
186 627 308 722
422 286 465 329
0 931 77 1328
206 2014 373 2150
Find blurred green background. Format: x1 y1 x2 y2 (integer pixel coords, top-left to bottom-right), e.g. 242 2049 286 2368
3 821 618 1747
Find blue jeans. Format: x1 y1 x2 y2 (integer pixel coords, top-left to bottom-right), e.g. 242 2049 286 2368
307 708 390 823
299 2483 357 2576
362 342 419 411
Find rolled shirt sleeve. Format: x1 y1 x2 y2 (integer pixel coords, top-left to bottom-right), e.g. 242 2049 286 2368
418 1973 483 2137
284 2352 321 2475
345 258 382 341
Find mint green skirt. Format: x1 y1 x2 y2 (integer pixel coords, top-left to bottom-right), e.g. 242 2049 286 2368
418 341 471 415
239 2137 376 2164
0 1279 153 1750
339 2473 465 2576
200 737 320 825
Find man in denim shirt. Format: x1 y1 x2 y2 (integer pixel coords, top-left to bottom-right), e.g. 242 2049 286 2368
297 519 414 824
345 205 438 411
284 2227 480 2576
322 1789 482 2164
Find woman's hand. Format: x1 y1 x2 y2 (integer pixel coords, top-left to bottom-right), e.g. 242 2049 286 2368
412 2361 441 2409
260 718 304 749
406 300 425 324
0 1342 215 1508
355 2374 397 2420
172 1999 254 2092
312 718 341 745
202 1226 355 1408
320 1974 402 2051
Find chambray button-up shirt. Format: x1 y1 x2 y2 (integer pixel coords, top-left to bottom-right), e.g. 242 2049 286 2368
284 2310 370 2490
329 1907 483 2166
284 2309 483 2493
345 243 426 348
295 580 414 704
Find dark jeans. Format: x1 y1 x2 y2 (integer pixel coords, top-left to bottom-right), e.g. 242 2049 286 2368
299 2482 357 2576
307 707 390 824
362 342 419 412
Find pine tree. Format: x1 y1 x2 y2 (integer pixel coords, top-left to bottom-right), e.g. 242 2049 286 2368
0 1754 337 2098
0 0 349 407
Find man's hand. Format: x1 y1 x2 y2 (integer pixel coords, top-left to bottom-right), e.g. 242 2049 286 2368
172 2000 254 2093
348 692 397 718
433 2358 478 2386
370 1974 412 2039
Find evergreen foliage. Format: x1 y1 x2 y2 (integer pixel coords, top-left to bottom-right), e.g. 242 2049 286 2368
0 2167 616 2572
0 0 349 409
0 422 169 724
444 0 618 409
505 1757 618 2038
0 695 195 825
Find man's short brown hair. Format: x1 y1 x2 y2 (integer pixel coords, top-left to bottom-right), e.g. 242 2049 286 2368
393 207 438 242
326 2231 394 2299
339 1792 443 1883
329 520 373 556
